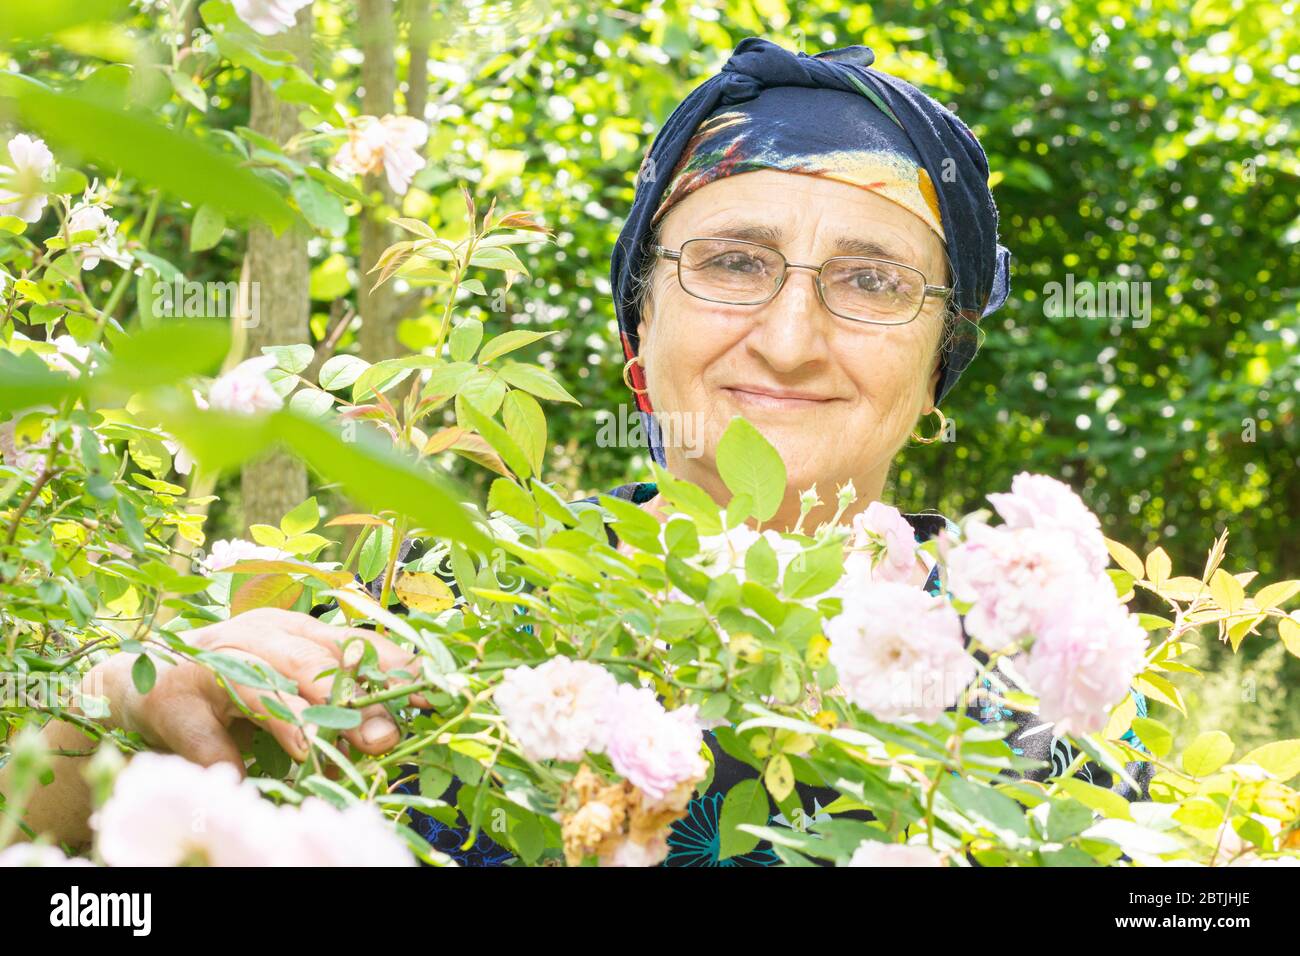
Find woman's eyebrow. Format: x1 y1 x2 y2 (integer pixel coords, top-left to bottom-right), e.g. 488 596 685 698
827 234 911 262
703 222 785 246
698 221 914 263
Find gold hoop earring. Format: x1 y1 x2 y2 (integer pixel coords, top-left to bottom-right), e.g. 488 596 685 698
911 407 948 445
621 355 649 396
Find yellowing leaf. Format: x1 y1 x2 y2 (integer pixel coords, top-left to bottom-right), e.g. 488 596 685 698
1182 731 1233 777
1105 537 1145 579
1279 616 1300 659
764 753 794 802
1159 576 1209 601
1255 580 1300 611
1210 568 1245 614
1240 740 1300 782
222 559 353 588
1144 547 1171 587
249 523 286 548
394 571 456 613
231 573 303 616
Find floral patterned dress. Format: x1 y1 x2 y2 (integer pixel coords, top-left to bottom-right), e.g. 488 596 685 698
392 481 1151 866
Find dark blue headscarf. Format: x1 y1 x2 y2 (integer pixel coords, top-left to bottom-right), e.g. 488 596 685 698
611 38 1011 466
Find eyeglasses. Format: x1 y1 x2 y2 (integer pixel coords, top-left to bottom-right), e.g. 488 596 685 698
652 237 951 326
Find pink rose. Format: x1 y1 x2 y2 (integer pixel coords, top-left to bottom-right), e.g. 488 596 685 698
604 685 707 803
826 581 974 722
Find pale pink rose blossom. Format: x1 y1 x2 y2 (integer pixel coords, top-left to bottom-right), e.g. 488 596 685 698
943 523 1097 653
232 0 312 35
0 419 46 475
495 656 619 762
847 501 928 586
845 841 944 867
207 356 284 415
200 538 291 573
987 472 1110 575
600 834 670 868
604 685 707 803
93 754 280 866
826 581 974 722
1021 590 1148 735
0 844 96 867
67 200 131 270
46 335 92 377
267 798 416 867
332 115 429 195
0 134 55 223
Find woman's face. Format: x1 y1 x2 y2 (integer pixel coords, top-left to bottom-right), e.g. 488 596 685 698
636 168 949 525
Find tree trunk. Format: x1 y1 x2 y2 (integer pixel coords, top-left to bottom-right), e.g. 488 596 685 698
239 7 313 531
358 0 400 362
406 0 432 123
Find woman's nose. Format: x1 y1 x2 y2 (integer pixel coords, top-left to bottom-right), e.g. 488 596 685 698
744 267 833 372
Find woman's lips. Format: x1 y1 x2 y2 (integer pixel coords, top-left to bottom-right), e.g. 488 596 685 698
722 386 835 410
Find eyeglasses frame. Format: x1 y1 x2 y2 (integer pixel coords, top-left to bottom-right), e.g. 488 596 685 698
651 237 952 326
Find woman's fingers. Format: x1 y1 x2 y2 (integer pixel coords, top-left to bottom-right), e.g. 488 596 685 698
143 683 246 773
277 611 434 709
205 649 315 762
197 625 403 755
201 626 343 706
340 702 402 754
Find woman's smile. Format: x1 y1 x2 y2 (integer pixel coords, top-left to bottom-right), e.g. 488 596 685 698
720 383 840 411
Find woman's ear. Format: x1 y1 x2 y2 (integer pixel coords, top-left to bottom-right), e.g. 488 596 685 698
925 346 943 414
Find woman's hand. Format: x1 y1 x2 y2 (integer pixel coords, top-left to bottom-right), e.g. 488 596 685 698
0 609 427 847
102 607 428 767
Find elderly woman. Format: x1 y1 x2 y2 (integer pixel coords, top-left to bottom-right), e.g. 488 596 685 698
4 38 1146 864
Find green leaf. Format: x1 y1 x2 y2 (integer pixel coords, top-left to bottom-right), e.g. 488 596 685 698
98 320 231 392
1055 777 1132 821
263 343 314 375
1240 740 1300 781
457 397 531 480
716 417 786 523
292 178 348 236
358 525 394 584
302 705 362 730
502 389 546 476
1181 731 1234 777
288 387 334 418
717 778 768 861
318 354 368 391
449 320 483 363
131 654 157 695
0 0 129 42
280 496 320 537
0 349 79 412
744 535 778 587
477 329 556 365
496 361 578 404
782 539 843 600
488 477 538 526
1130 717 1173 759
939 774 1028 842
272 412 489 551
8 86 293 231
654 468 722 535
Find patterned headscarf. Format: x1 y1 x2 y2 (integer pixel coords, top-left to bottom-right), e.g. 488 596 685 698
611 38 1011 466
651 85 945 240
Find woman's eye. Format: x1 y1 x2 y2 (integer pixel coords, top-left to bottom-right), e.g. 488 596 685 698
709 252 766 274
849 269 890 292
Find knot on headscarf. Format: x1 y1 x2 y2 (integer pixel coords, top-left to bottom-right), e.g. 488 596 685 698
611 37 1011 464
